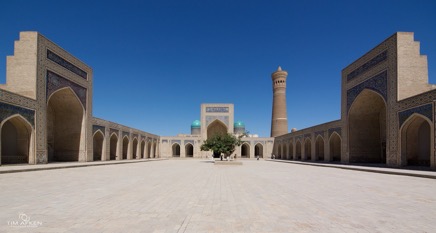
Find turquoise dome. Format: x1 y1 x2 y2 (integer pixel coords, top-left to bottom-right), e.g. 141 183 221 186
191 120 201 128
234 120 245 128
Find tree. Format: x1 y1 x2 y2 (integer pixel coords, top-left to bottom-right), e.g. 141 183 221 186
200 133 242 159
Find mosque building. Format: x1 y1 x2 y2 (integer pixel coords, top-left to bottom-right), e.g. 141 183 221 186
159 103 274 158
0 31 434 169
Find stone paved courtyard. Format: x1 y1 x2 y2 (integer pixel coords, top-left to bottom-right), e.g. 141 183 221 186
0 160 435 233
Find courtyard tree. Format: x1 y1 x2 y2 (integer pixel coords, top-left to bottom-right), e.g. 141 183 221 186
200 133 243 159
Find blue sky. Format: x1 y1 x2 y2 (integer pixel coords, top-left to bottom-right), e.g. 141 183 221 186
1 0 435 137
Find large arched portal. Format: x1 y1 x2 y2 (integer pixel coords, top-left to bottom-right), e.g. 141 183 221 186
296 141 302 160
304 138 312 160
1 116 33 164
315 136 325 161
47 88 84 162
255 143 263 158
207 120 227 139
93 131 104 161
401 115 431 167
329 133 341 162
172 143 180 157
132 138 138 159
109 133 117 160
241 143 250 158
349 90 386 163
185 143 193 157
122 136 129 160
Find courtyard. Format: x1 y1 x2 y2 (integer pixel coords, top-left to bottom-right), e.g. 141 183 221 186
0 160 435 232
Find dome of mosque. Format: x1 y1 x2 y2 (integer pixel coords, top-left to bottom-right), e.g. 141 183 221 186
234 120 245 128
191 120 201 128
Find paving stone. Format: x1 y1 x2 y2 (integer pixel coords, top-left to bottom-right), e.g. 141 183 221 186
0 160 435 232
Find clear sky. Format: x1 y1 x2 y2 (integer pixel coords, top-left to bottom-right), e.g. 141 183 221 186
1 0 435 137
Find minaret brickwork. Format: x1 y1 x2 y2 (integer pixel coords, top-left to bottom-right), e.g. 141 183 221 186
270 66 288 137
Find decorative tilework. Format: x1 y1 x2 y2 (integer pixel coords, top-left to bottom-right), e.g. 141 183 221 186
304 133 311 139
347 71 387 112
122 131 129 138
398 104 433 128
398 91 436 111
36 150 47 163
241 141 252 146
162 140 168 143
36 37 47 156
171 140 181 145
110 128 119 136
92 125 105 135
0 89 37 110
254 141 265 145
46 71 87 109
184 140 194 145
328 127 342 137
47 50 87 79
315 131 324 138
206 116 229 127
206 107 229 113
347 50 387 81
133 134 138 139
0 102 35 127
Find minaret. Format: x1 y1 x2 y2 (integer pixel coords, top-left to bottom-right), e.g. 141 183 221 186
270 66 288 137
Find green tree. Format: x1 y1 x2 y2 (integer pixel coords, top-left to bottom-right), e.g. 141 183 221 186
200 133 242 159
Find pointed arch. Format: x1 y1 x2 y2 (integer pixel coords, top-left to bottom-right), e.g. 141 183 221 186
400 113 432 167
132 137 138 159
92 130 104 161
109 132 118 160
122 136 129 160
304 138 312 160
47 87 85 111
255 143 263 158
147 141 152 158
185 143 194 157
289 141 294 160
207 119 228 139
329 132 342 162
47 87 85 162
1 114 34 164
172 143 180 157
296 140 302 160
348 89 386 163
315 135 325 161
241 142 250 158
